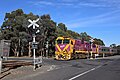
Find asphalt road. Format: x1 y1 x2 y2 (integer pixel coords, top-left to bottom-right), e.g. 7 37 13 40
3 55 120 80
74 59 120 80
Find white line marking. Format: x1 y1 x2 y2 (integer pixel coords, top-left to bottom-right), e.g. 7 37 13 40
47 65 56 71
69 65 102 80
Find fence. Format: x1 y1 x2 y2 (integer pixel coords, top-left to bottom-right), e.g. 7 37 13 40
0 40 11 58
0 40 11 73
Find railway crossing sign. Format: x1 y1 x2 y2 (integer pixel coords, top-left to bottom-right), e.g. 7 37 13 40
32 42 39 49
28 18 39 29
90 38 94 59
28 18 42 70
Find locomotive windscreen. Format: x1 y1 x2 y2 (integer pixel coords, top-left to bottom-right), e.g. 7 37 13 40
63 39 70 44
57 39 62 44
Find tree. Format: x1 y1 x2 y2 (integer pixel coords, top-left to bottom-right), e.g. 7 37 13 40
93 38 105 46
67 30 81 39
39 14 56 56
1 9 30 56
56 24 81 39
58 23 67 32
80 32 91 41
56 27 69 37
110 44 116 48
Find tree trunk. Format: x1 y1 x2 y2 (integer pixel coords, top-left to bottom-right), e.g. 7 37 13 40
21 46 24 56
14 48 17 57
13 44 18 57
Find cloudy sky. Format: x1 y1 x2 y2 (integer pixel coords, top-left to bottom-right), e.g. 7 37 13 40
0 0 120 46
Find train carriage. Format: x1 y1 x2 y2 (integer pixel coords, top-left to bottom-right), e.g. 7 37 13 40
110 48 117 55
97 46 117 56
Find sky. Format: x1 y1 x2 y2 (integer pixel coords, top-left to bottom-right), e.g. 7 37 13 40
0 0 120 46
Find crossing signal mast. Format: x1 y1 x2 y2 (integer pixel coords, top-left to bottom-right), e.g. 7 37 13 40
90 38 94 59
28 18 42 70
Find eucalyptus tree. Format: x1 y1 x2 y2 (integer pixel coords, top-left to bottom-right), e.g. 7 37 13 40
1 9 29 56
80 32 91 41
110 44 116 48
93 38 105 46
39 14 56 56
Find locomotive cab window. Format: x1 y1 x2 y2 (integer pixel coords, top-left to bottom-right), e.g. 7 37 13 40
57 39 62 44
63 39 70 44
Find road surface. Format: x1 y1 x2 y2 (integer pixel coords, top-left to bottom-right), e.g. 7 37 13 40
2 55 120 80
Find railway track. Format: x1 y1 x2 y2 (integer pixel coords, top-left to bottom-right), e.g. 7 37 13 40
2 60 32 69
0 60 32 79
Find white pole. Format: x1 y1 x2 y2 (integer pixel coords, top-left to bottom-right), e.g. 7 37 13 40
33 35 36 70
46 41 48 58
0 58 2 73
33 35 36 42
103 53 105 58
90 39 93 59
33 48 36 70
90 51 93 59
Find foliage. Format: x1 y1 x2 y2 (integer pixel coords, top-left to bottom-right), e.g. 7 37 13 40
58 23 67 32
80 32 91 41
0 9 56 57
67 30 81 39
93 38 105 46
110 44 116 48
56 23 81 39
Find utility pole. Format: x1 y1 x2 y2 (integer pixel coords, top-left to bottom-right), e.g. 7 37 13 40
90 38 94 59
46 41 48 58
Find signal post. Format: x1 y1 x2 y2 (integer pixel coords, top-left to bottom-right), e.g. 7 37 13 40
90 39 94 59
28 18 42 70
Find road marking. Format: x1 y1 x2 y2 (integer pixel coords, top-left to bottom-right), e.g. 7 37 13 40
69 65 102 80
47 65 56 71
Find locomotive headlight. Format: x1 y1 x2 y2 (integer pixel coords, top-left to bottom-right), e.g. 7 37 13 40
55 55 58 59
68 54 71 59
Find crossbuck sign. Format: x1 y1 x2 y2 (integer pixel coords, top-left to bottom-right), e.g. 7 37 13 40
28 18 39 29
